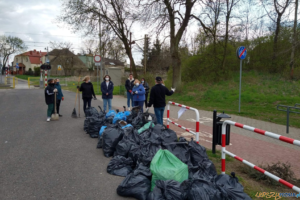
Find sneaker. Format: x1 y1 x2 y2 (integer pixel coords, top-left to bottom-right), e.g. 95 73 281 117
59 114 62 117
47 118 50 122
128 107 131 111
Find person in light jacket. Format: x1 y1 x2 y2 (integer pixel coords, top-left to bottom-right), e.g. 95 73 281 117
101 75 114 112
132 79 146 113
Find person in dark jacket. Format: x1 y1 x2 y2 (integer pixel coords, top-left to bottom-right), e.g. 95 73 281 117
45 79 57 122
132 79 146 113
148 77 175 125
54 78 64 117
77 76 96 114
141 78 149 108
101 75 114 112
125 74 135 110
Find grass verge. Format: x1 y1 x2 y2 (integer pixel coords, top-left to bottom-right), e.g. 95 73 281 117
167 70 300 128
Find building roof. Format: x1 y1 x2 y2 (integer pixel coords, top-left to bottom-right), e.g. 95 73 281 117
102 58 124 66
16 49 47 64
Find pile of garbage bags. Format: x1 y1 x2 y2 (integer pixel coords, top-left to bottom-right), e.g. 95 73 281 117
83 106 251 200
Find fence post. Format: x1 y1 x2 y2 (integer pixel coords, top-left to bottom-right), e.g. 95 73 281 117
287 107 290 134
13 77 15 88
221 122 227 174
28 78 30 88
212 110 217 154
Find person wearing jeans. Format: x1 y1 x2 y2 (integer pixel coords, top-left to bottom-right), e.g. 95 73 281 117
101 75 114 112
132 79 146 113
154 107 165 125
125 74 135 110
147 77 175 125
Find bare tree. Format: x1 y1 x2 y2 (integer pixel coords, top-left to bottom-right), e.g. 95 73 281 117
0 35 27 68
261 0 291 71
137 0 197 88
290 0 298 78
58 0 139 77
49 41 74 51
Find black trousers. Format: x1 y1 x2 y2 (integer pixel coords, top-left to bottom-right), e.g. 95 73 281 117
145 93 149 108
83 98 92 114
56 100 61 114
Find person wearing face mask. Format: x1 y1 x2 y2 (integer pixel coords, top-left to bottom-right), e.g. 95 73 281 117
54 78 64 117
141 78 149 108
77 76 96 114
101 75 114 112
125 74 135 110
45 79 57 122
131 79 146 113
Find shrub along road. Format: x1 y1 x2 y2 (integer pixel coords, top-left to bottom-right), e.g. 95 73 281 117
0 89 134 200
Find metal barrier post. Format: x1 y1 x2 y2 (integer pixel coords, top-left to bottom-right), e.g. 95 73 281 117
221 121 226 174
13 77 15 88
287 107 290 133
212 110 217 154
167 101 200 143
28 78 30 88
221 120 300 192
277 105 300 133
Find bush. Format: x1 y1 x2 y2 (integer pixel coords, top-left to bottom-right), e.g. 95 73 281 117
25 68 34 76
34 67 40 76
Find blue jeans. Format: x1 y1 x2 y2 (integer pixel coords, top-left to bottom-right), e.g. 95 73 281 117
134 101 144 113
154 107 165 125
127 91 133 107
103 98 112 112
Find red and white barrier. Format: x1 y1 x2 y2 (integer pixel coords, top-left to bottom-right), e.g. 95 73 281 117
167 101 200 143
44 70 48 87
221 120 300 193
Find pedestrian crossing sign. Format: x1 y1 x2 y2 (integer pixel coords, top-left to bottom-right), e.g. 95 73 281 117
58 65 62 71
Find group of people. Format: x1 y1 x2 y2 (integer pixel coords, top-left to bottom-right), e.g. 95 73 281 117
44 74 175 125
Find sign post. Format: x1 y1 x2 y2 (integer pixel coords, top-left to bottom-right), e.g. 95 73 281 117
236 46 247 113
94 55 101 94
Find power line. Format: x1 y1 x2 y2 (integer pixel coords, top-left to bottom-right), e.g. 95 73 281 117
4 32 82 38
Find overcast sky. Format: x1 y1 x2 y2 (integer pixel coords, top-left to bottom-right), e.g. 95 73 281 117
0 0 149 65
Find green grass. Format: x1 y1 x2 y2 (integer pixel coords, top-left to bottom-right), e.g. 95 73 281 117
167 70 300 128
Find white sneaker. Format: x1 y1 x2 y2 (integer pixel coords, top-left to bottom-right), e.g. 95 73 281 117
47 118 50 122
128 107 131 111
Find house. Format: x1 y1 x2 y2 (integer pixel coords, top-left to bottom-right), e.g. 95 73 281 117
13 49 47 74
78 54 94 70
47 49 87 76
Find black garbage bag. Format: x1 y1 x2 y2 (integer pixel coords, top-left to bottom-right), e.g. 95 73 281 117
160 126 178 143
189 159 217 181
96 135 103 148
138 140 161 167
133 162 152 179
83 117 90 132
87 117 104 138
132 112 146 129
214 173 252 200
188 179 222 200
180 180 191 200
85 107 99 117
117 173 151 200
107 155 133 177
189 138 209 166
105 115 114 125
147 180 184 200
102 124 124 157
128 143 141 165
139 124 162 143
162 137 191 165
114 126 136 157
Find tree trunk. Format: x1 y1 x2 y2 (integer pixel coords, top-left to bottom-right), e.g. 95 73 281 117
171 46 181 88
272 14 282 72
221 12 230 73
290 0 298 79
124 41 137 78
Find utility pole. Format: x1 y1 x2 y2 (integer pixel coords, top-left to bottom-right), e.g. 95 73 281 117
144 34 148 75
130 32 132 74
98 15 101 94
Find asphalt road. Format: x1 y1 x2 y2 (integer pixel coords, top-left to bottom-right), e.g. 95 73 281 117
0 89 135 200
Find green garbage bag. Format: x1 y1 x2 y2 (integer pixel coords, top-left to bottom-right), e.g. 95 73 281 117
138 121 155 134
150 149 188 191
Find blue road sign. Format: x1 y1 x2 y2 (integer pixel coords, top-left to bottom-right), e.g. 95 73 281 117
16 63 19 69
237 46 247 60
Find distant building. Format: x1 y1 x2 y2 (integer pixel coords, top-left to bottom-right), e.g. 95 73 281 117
13 49 47 74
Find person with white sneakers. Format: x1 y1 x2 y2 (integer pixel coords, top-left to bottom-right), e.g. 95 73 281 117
44 79 57 122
